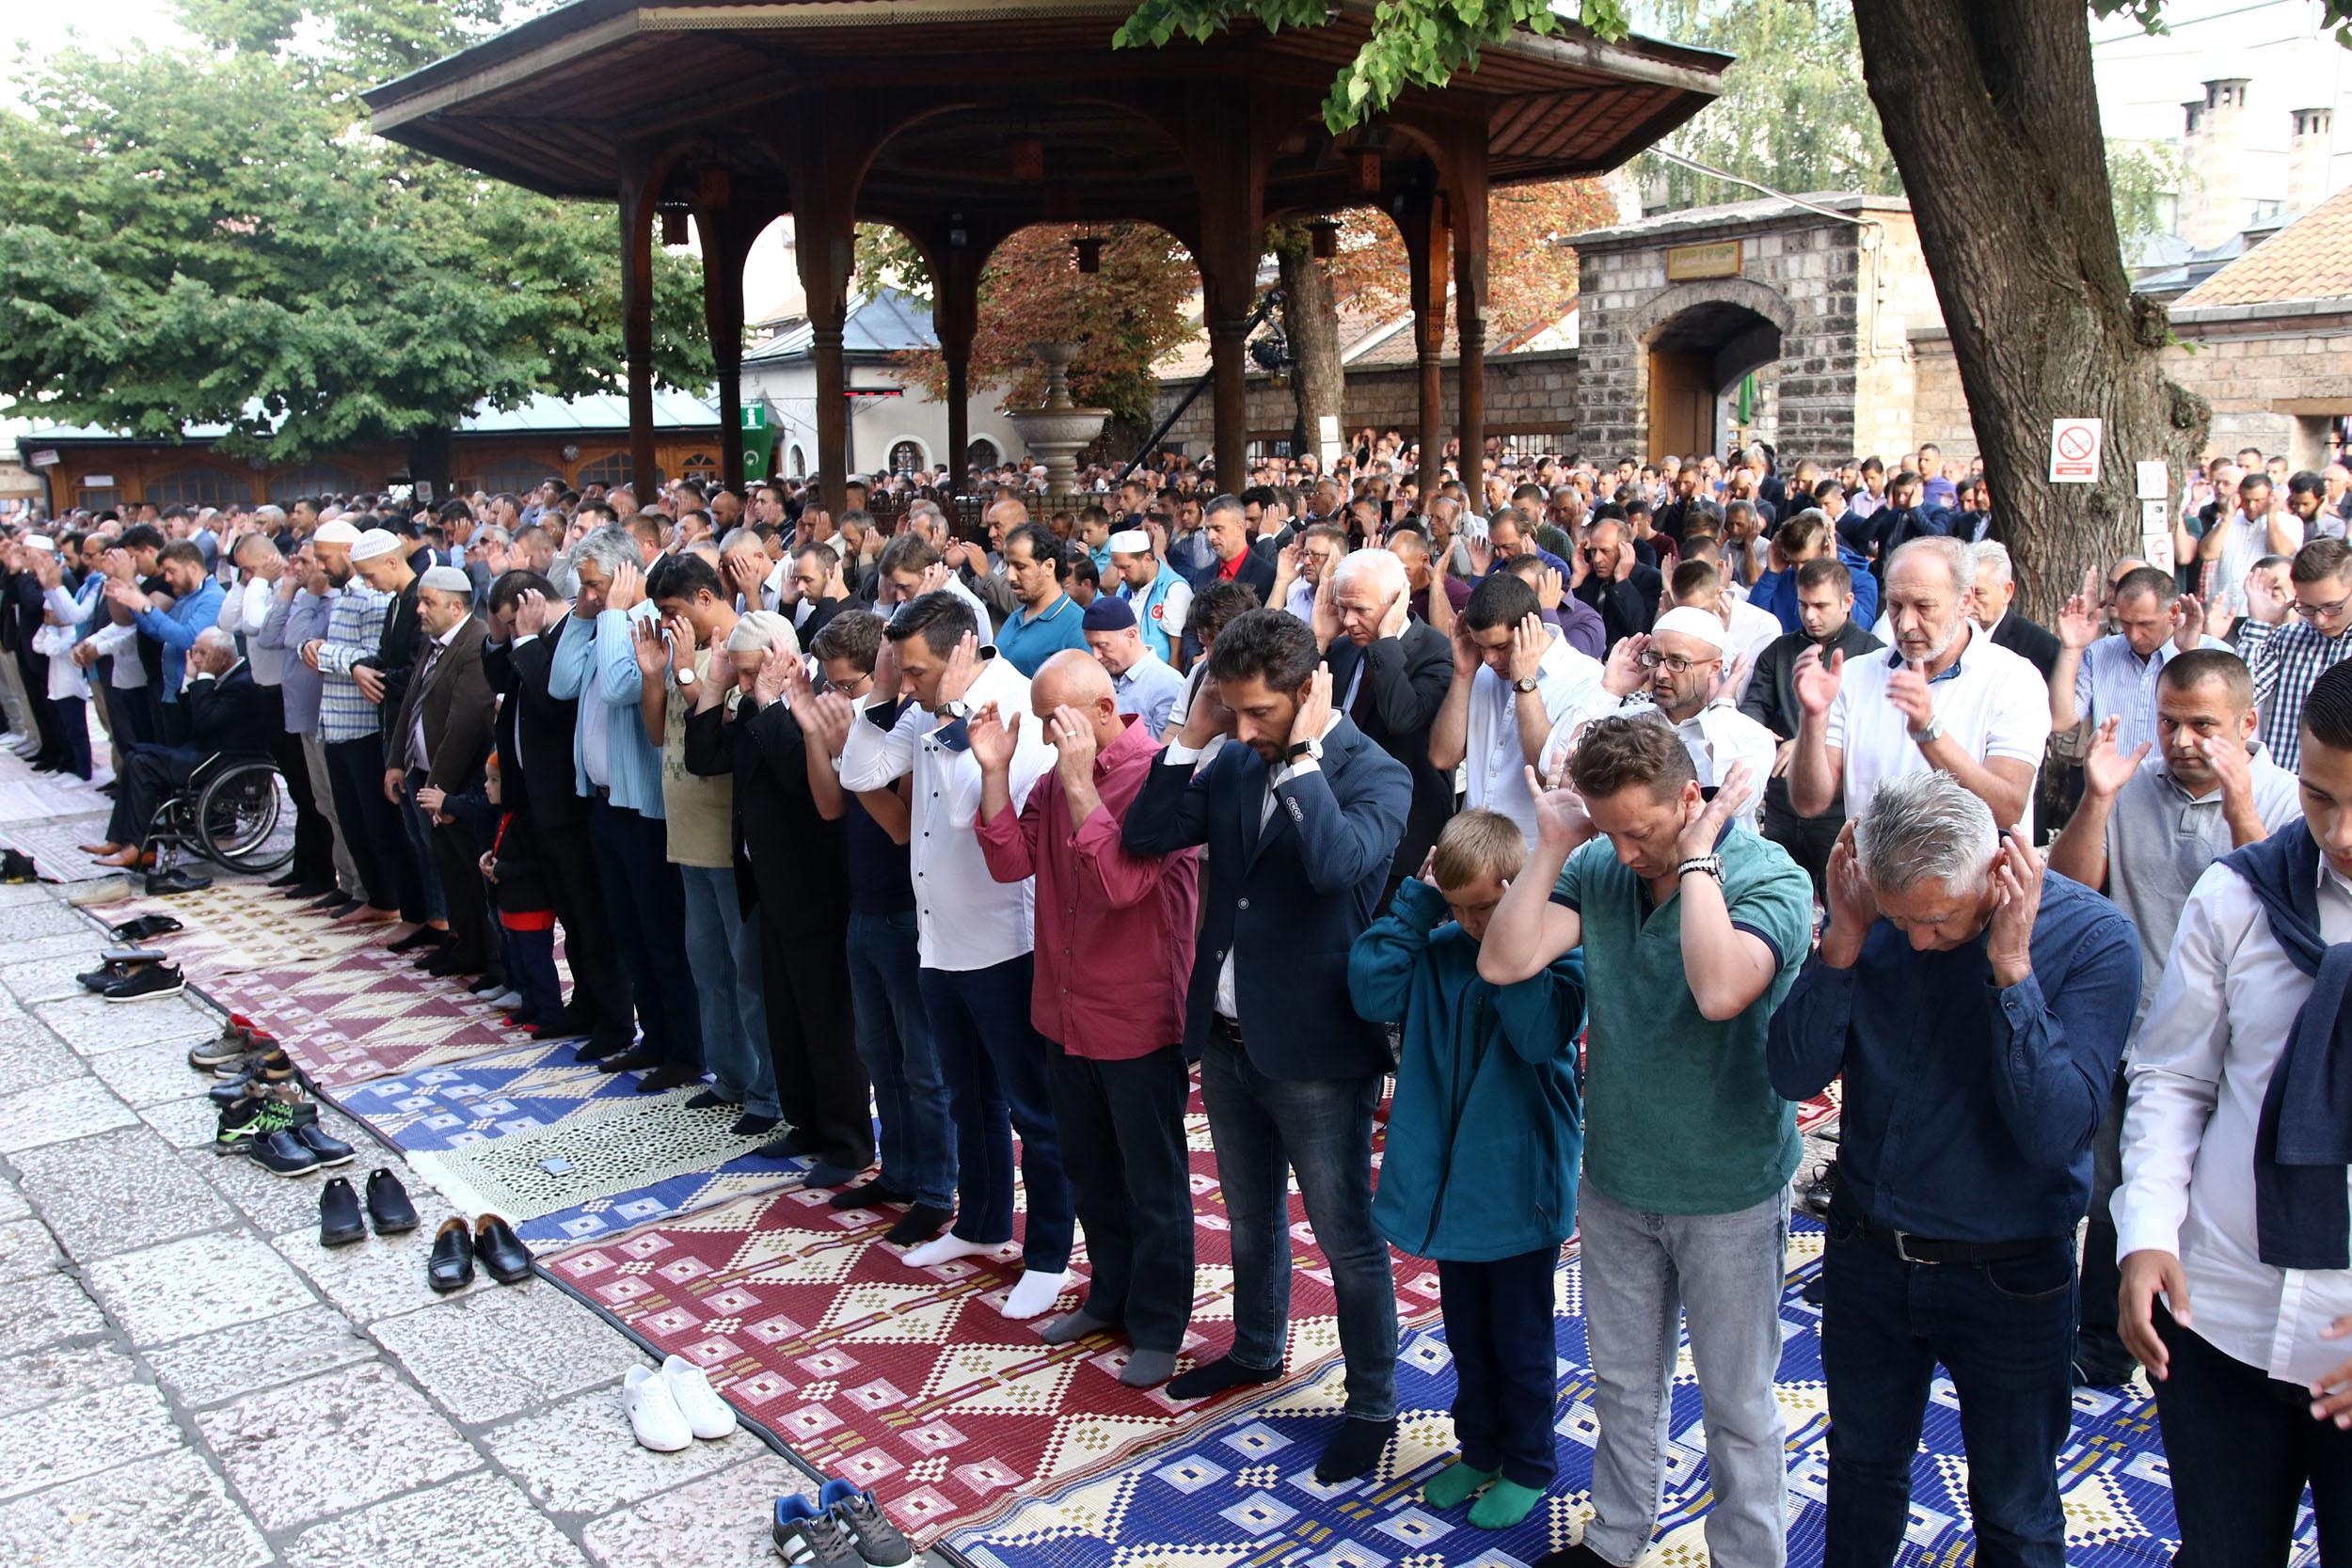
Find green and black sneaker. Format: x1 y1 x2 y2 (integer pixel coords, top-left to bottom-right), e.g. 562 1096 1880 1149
214 1090 311 1154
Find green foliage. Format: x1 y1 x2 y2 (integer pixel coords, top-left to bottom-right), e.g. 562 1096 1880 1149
0 0 709 463
2106 138 2179 253
1628 0 1900 210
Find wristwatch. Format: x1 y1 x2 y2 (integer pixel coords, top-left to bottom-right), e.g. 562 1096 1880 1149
675 666 696 687
1676 853 1724 881
1284 736 1324 764
942 698 972 721
1909 716 1944 745
1512 675 1541 694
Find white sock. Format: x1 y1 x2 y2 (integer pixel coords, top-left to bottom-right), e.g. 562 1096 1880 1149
898 1232 1002 1268
999 1268 1071 1321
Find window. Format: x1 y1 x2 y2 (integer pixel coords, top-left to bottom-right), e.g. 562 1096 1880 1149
266 463 363 502
787 445 806 479
477 457 562 496
144 465 246 510
574 451 661 490
965 437 1001 469
887 439 925 475
675 451 720 483
77 487 123 514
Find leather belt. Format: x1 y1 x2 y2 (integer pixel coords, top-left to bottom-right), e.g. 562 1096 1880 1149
1831 1178 2062 1267
1209 1014 1244 1046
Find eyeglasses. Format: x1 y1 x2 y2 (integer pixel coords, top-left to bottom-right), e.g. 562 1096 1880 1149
2294 593 2352 621
1638 650 1721 674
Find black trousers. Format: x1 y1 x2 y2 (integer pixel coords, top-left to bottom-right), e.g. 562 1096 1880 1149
108 680 160 748
758 913 873 1170
1048 1043 1195 1353
322 736 405 913
2154 1306 2350 1566
1438 1245 1562 1488
589 797 700 1067
1762 794 1843 899
412 769 493 972
106 743 201 847
15 646 61 763
531 798 634 1049
51 694 90 779
160 696 191 747
258 684 334 887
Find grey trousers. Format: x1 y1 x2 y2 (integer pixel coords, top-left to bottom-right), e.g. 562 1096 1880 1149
0 651 30 736
1576 1177 1792 1568
299 731 362 900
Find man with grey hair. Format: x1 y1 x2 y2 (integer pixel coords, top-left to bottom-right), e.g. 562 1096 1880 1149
1967 540 2062 684
1769 769 2137 1568
1788 533 2051 835
1317 546 1452 905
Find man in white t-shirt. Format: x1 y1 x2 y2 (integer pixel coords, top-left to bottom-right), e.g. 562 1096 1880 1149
2198 470 2304 610
1788 534 2050 836
1428 571 1611 845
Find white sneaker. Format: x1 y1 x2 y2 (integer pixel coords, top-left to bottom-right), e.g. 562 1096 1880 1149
659 1354 738 1440
623 1364 693 1451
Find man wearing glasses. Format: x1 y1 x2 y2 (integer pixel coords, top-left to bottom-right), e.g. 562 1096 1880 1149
2237 536 2352 771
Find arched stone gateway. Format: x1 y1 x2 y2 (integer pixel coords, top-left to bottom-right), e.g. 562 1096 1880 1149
1574 194 1945 466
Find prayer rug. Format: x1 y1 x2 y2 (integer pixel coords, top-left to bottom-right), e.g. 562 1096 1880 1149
946 1218 2321 1568
543 1087 1453 1545
4 812 127 882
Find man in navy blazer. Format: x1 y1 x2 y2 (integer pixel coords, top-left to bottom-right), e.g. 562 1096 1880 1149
1123 608 1411 1484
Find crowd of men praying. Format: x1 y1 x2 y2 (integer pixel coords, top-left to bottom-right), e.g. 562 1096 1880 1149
0 432 2345 1566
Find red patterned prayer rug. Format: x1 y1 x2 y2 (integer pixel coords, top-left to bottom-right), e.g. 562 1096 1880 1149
544 1086 1453 1544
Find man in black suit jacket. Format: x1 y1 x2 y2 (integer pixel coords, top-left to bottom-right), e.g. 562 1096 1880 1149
94 630 272 861
485 570 636 1058
1123 608 1410 1486
1573 516 1663 649
1972 540 2063 683
1314 546 1452 905
387 571 499 979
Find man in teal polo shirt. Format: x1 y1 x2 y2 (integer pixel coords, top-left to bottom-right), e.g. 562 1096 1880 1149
994 522 1087 677
1481 711 1812 1568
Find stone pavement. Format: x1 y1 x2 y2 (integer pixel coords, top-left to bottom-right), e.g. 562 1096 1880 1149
0 876 943 1568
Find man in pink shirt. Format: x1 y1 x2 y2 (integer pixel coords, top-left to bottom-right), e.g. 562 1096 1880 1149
971 648 1202 1386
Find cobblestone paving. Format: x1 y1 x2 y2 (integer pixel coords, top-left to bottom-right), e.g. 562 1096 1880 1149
0 879 947 1568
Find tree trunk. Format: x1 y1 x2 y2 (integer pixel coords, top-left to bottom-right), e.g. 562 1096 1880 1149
1275 230 1347 470
1851 0 2207 621
406 428 454 503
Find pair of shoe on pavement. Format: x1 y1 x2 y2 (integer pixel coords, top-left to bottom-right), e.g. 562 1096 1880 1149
75 948 185 1003
623 1354 738 1452
215 1085 355 1176
428 1213 532 1291
771 1480 914 1568
319 1167 421 1246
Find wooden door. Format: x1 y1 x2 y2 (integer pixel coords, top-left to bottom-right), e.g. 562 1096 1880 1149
1646 349 1714 461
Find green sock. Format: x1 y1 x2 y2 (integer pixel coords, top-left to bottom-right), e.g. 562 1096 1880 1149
1468 1477 1544 1529
1422 1460 1497 1510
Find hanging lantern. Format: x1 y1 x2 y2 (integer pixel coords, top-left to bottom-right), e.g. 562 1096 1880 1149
1010 135 1045 182
1308 218 1340 260
1073 231 1104 273
660 205 690 246
1353 152 1381 197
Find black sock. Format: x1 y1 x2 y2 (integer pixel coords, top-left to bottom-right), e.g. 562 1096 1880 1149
1314 1416 1397 1483
883 1202 954 1246
1165 1354 1281 1402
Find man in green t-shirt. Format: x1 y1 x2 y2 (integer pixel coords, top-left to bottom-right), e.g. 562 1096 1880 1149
1481 712 1812 1568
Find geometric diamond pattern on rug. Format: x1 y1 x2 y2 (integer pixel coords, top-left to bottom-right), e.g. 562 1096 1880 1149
5 812 127 881
541 1083 1450 1547
946 1217 2323 1568
405 1087 784 1222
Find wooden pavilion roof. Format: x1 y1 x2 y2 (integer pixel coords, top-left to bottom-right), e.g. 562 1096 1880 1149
362 0 1728 229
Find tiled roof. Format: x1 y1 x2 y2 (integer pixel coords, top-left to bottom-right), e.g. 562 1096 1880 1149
744 288 935 364
2176 184 2352 309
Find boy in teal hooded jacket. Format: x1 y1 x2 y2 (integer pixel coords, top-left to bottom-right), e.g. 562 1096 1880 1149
1350 808 1585 1530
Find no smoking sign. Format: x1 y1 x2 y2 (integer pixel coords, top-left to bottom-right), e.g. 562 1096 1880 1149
2049 417 2103 483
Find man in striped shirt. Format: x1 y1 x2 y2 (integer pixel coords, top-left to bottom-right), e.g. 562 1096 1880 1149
2238 536 2352 771
299 524 405 925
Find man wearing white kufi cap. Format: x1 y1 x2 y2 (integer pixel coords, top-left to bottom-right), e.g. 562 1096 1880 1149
386 563 500 985
1542 605 1778 830
1106 528 1191 667
301 519 418 926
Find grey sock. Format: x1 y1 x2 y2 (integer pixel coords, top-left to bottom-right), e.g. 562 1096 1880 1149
1039 1309 1116 1346
1120 1349 1178 1387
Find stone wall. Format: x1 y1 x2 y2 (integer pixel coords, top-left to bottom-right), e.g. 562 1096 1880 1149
2164 301 2352 468
1151 351 1581 462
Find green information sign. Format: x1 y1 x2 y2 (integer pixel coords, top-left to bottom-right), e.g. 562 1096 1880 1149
740 400 776 480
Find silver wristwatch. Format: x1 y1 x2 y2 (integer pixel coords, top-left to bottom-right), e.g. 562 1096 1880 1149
1677 853 1724 881
1909 716 1944 745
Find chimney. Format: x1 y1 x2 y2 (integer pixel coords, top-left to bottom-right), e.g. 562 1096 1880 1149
2178 98 2207 246
2290 106 2334 214
2183 77 2253 248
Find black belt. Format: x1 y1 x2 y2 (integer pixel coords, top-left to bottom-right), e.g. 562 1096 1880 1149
1209 1014 1243 1045
1831 1179 2062 1267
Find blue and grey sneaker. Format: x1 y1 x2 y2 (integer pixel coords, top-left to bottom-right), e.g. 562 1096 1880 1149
818 1479 914 1567
771 1495 862 1568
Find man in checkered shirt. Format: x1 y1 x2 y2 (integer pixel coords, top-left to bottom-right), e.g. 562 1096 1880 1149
2238 536 2352 771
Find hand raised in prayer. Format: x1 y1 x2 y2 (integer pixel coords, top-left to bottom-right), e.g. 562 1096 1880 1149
1310 570 1343 649
1888 661 1936 736
2057 568 2102 650
1984 829 2041 987
1535 564 1565 612
1048 703 1098 783
2080 716 2150 800
937 630 982 706
1820 820 1878 965
2171 594 2208 653
1523 751 1596 854
1288 663 1333 746
630 618 668 679
1508 613 1548 685
802 689 855 757
1791 643 1843 717
605 561 646 612
1376 586 1412 642
1174 677 1231 748
965 701 1016 774
2200 731 2254 804
1601 631 1649 699
513 588 548 638
1675 760 1752 863
754 642 794 709
1449 614 1483 682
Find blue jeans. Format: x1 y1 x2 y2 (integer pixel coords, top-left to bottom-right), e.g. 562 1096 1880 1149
917 955 1073 1273
1577 1178 1789 1568
847 909 953 1207
678 864 775 1117
1200 1030 1396 1420
1438 1247 1562 1488
1820 1211 2075 1568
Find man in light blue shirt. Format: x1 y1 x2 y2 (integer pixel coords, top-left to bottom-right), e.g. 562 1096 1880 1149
1083 595 1185 736
2051 562 2227 755
105 539 223 746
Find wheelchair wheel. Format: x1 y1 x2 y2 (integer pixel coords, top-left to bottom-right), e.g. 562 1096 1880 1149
194 759 295 874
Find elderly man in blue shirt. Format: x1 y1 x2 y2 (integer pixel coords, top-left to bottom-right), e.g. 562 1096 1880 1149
1768 770 2138 1568
104 539 223 747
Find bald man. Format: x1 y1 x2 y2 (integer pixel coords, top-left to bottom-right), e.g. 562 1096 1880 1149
971 648 1202 1387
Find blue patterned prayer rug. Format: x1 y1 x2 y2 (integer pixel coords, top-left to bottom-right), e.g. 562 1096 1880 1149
946 1218 2321 1568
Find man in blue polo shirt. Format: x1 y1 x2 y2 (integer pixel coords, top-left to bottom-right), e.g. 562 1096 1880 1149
104 539 223 747
993 522 1087 677
1769 771 2137 1566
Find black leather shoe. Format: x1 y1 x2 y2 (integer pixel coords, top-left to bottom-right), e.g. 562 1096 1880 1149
596 1045 661 1075
247 1128 322 1177
572 1036 632 1064
266 869 305 889
365 1167 420 1234
387 927 448 955
474 1213 532 1284
427 1217 475 1291
293 1123 356 1166
319 1177 366 1245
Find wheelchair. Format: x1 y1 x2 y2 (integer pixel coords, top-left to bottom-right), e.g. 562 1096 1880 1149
144 752 296 877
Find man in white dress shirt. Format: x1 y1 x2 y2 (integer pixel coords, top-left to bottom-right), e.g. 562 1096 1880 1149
2117 660 2352 1562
